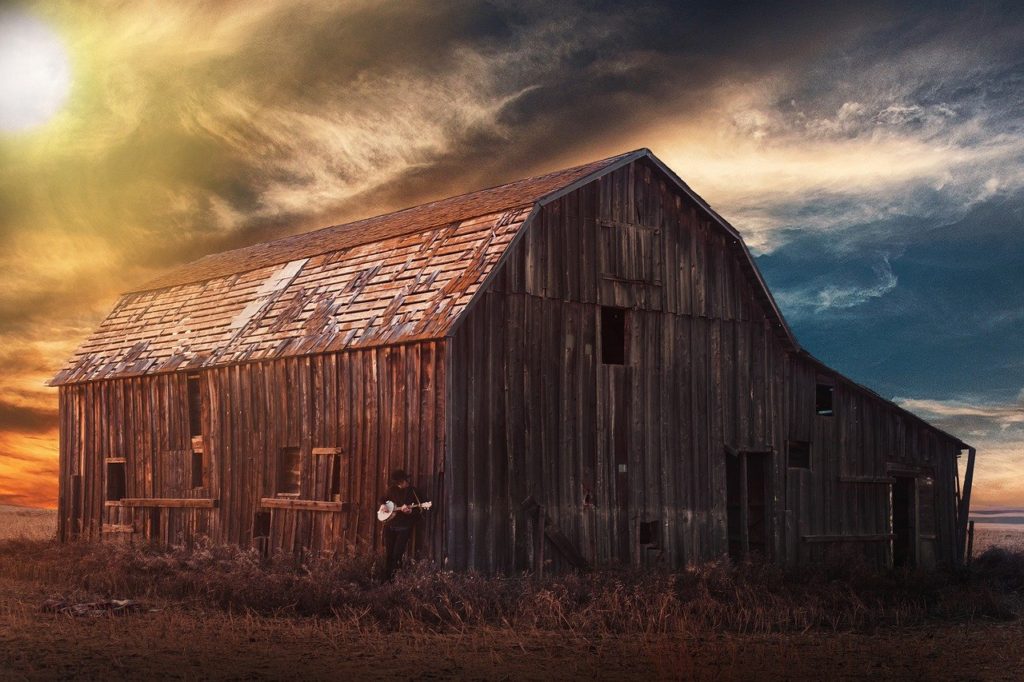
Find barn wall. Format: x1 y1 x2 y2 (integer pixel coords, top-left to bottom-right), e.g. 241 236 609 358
57 342 446 559
448 159 781 572
448 158 962 572
785 356 961 568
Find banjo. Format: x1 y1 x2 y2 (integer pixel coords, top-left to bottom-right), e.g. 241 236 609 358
377 500 432 523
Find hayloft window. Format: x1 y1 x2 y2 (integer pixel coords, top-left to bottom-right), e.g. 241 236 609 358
187 374 203 437
601 307 627 365
105 458 126 501
787 440 811 469
277 447 300 496
815 378 834 417
599 223 663 284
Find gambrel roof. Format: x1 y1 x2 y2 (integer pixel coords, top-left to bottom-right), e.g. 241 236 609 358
51 149 795 385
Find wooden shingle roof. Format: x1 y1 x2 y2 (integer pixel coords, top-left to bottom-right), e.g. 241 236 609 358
136 152 634 292
51 151 638 385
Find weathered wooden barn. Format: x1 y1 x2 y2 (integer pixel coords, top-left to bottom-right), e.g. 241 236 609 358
52 149 977 572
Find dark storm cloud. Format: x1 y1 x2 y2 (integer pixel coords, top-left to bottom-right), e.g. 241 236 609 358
0 389 58 434
122 0 905 258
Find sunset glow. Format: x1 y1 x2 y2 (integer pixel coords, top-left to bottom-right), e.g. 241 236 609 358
0 9 71 132
1 0 1021 509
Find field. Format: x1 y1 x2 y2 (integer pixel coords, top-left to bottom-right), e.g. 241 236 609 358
0 504 58 541
1 507 1023 680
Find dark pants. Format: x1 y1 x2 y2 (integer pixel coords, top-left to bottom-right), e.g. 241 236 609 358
383 526 411 580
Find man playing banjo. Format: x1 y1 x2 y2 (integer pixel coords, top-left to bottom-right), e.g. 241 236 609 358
378 469 424 581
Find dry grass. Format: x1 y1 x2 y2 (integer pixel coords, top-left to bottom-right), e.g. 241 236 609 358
0 505 56 541
2 512 1022 679
1 533 1022 636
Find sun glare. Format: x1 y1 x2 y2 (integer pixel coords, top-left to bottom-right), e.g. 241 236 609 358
0 9 71 133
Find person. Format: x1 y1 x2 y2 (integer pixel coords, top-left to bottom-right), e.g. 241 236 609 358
378 469 422 581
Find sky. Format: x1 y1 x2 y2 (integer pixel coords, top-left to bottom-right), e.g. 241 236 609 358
0 0 1020 509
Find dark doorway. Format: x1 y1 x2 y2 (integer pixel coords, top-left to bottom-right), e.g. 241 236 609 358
892 477 917 567
613 377 630 562
253 511 272 557
149 508 161 544
70 474 82 539
726 450 771 560
600 307 627 365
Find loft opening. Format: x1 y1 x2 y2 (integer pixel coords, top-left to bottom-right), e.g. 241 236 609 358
815 376 834 417
601 306 627 365
187 374 203 437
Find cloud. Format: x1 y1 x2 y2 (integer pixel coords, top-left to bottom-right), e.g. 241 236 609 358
0 431 58 509
772 254 899 317
0 402 57 434
896 396 1024 441
895 394 1024 509
1 0 1022 508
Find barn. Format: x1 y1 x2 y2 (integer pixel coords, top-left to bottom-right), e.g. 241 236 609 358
51 149 977 572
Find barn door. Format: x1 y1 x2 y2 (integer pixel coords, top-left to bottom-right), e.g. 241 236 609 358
69 474 82 539
891 476 917 567
726 449 772 560
603 364 632 564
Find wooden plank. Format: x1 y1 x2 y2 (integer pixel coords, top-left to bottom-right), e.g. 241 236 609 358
102 524 134 533
121 498 218 508
544 521 589 570
840 476 896 484
802 534 893 543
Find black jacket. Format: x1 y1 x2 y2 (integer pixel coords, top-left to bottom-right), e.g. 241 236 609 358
379 484 423 531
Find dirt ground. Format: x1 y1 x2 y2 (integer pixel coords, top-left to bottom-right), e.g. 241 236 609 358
2 509 1023 681
3 577 1023 681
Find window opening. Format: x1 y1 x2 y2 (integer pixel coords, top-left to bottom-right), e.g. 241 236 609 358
191 451 204 489
815 382 834 417
787 440 811 469
601 306 627 365
639 520 660 547
277 447 300 496
253 511 271 539
187 374 203 437
105 460 126 501
329 455 342 500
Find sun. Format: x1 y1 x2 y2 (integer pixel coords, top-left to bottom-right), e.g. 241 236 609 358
0 9 71 133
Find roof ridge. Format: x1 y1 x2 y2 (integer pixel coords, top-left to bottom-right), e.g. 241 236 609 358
131 149 643 294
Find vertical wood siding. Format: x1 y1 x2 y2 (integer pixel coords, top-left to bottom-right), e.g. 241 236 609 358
57 157 962 573
58 342 446 558
447 158 961 572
